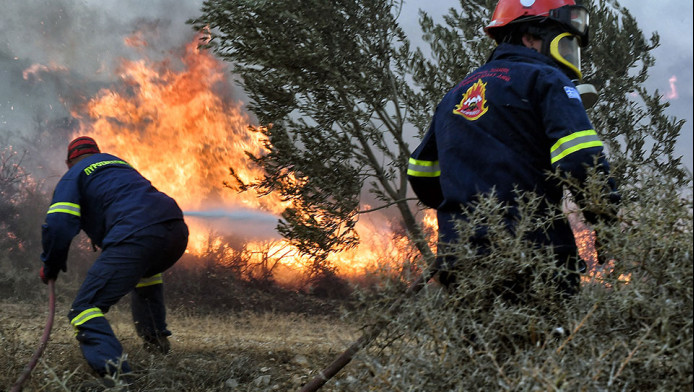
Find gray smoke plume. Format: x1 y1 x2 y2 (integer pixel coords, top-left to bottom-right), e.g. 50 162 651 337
0 0 206 184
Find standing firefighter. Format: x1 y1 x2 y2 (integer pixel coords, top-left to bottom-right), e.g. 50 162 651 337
407 0 619 297
40 136 188 381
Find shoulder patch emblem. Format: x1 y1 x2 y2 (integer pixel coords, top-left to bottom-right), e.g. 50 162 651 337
564 85 581 100
453 79 488 120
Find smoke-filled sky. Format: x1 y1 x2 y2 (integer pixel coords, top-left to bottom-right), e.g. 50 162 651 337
1 0 691 175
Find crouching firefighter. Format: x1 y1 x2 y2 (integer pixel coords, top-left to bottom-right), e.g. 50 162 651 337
40 136 189 378
407 0 620 299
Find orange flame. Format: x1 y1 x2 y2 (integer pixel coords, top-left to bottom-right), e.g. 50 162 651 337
70 34 415 285
568 210 631 286
22 63 68 81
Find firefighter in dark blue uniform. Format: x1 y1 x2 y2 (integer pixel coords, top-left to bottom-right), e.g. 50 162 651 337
408 0 619 297
40 136 189 378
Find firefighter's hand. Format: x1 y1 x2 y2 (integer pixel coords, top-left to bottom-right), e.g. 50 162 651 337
39 266 57 284
594 234 612 265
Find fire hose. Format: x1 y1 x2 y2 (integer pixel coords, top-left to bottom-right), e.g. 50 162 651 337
11 279 56 392
299 270 433 392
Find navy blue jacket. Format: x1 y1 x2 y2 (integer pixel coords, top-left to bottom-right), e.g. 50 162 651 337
408 43 618 251
41 153 184 274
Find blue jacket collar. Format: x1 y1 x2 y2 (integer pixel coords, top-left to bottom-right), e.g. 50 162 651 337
488 43 557 68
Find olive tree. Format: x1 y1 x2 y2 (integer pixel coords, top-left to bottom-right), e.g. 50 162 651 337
188 0 444 277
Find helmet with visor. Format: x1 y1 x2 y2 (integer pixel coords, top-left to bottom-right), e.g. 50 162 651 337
485 0 589 46
485 0 590 80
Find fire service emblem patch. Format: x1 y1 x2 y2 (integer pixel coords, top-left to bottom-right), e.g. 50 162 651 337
453 79 489 121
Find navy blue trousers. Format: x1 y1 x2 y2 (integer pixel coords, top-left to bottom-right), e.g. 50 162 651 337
67 219 188 376
435 211 581 300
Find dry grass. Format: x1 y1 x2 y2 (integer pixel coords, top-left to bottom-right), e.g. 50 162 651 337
1 296 360 391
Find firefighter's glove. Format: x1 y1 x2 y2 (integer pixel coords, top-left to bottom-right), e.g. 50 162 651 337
39 265 58 284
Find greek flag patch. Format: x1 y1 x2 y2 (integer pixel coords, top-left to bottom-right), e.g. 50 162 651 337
564 86 581 100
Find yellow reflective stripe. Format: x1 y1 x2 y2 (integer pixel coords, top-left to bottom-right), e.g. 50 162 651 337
407 157 441 178
47 202 81 217
70 307 104 327
83 160 131 176
550 130 603 164
136 273 163 288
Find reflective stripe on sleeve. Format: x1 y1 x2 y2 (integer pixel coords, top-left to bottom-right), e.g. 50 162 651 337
47 202 81 217
407 158 441 178
136 273 163 288
550 130 603 165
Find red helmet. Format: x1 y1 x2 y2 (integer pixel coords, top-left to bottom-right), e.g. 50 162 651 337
485 0 589 46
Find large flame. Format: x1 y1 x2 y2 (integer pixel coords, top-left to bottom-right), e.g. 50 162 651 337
60 32 617 288
70 34 418 285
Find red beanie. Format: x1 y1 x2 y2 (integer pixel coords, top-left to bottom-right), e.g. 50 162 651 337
67 136 100 161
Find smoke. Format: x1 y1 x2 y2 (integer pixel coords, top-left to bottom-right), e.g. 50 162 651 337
0 0 204 141
0 0 208 186
184 208 282 241
1 0 203 76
